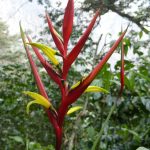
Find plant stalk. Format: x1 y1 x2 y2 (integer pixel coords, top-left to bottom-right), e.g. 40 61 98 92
68 97 88 150
91 101 116 150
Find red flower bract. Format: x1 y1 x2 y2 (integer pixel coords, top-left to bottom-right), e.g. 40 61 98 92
119 41 125 96
63 0 74 54
20 0 127 149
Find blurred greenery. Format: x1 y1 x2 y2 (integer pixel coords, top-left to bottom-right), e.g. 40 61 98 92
0 1 150 150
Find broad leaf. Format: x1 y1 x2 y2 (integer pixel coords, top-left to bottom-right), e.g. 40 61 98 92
136 147 149 150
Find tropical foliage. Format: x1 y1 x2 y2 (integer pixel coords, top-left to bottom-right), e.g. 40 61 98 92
0 0 149 150
19 0 128 149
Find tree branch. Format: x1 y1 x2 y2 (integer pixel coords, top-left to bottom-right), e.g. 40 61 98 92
107 5 146 31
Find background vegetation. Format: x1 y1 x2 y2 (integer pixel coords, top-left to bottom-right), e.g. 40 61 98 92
0 0 150 149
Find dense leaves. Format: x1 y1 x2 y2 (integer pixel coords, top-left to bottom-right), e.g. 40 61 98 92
0 0 150 149
0 64 56 149
1 54 149 149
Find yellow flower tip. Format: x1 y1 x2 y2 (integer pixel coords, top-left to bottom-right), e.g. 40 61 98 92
23 91 52 114
26 42 59 66
67 106 82 115
26 100 35 114
53 28 63 42
70 77 87 90
22 91 29 95
85 86 109 94
70 81 81 90
28 42 56 54
19 23 27 47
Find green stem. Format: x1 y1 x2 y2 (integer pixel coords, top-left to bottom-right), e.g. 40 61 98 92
91 101 116 150
25 136 29 150
68 97 88 150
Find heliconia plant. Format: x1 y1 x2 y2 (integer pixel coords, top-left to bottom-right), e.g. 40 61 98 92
20 0 127 149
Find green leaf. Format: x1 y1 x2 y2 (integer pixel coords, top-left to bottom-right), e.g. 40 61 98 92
143 28 149 34
139 31 143 39
136 147 149 150
115 60 134 70
9 136 24 144
141 97 150 112
123 38 131 56
129 72 135 90
124 72 135 92
137 73 150 82
124 76 131 90
121 127 140 139
123 38 131 47
87 127 95 138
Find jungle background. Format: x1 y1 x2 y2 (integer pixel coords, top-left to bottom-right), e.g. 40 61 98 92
0 0 150 149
